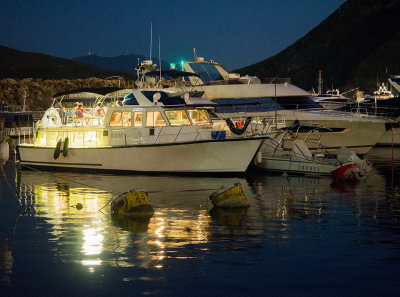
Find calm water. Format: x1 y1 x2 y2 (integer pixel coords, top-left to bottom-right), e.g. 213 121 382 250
1 147 400 297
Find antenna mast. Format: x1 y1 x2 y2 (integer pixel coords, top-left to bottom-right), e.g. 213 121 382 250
317 70 323 95
159 36 162 81
149 22 153 60
193 48 198 61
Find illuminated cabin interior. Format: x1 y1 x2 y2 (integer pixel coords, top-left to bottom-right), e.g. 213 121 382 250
29 90 220 149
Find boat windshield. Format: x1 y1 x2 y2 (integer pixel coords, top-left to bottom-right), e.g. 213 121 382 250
146 111 167 127
187 109 211 125
276 96 322 110
212 96 322 113
109 112 132 126
212 97 283 113
189 63 224 83
164 110 191 126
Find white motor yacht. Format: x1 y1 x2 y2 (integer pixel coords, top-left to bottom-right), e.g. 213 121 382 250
172 57 388 155
364 83 395 101
17 89 267 174
312 89 353 110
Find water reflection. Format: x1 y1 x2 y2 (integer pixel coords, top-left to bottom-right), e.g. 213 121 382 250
112 214 153 233
16 170 255 269
8 163 395 278
2 148 400 295
0 242 12 286
210 207 248 226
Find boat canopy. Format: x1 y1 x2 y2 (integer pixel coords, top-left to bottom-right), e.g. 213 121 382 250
123 90 186 106
53 87 124 98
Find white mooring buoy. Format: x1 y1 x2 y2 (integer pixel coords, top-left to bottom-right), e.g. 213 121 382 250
0 136 10 166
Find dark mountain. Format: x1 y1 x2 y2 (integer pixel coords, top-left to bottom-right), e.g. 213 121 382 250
73 54 170 75
0 45 132 79
237 0 400 93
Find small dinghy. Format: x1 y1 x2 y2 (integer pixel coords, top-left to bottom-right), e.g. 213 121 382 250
209 183 249 208
255 126 371 178
111 188 154 216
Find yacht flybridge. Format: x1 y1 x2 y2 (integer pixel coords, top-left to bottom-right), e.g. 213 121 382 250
17 89 268 174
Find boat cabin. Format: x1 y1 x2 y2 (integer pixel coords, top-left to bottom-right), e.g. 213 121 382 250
31 89 227 149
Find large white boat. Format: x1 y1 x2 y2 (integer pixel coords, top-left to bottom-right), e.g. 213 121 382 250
312 89 354 110
16 89 267 174
339 78 400 146
364 83 395 101
172 57 388 155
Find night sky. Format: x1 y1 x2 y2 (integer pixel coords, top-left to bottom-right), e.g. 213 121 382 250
0 0 346 70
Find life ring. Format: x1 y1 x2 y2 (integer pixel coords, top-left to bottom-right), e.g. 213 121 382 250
54 139 62 159
62 137 69 157
226 117 251 135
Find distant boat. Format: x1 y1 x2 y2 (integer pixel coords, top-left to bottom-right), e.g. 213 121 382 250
0 93 44 138
312 89 355 110
364 82 395 101
0 104 34 138
338 78 400 146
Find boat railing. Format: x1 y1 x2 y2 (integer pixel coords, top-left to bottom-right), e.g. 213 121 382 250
17 127 34 144
148 118 272 145
343 105 397 119
0 130 6 143
215 103 285 114
150 124 226 144
226 115 286 135
53 107 106 127
19 126 105 148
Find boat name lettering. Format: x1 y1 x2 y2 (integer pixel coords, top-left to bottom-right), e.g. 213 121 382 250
111 131 125 138
297 165 320 172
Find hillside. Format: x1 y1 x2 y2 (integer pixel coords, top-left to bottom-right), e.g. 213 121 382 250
237 0 400 93
0 46 133 80
73 54 169 76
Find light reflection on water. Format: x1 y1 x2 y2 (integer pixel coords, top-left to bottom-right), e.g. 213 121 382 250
0 147 400 296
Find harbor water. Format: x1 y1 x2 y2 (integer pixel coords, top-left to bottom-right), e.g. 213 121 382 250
1 147 400 296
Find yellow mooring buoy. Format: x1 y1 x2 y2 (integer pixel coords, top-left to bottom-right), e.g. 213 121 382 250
209 183 249 208
111 188 154 216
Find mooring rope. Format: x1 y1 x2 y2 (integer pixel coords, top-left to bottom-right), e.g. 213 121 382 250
1 166 20 206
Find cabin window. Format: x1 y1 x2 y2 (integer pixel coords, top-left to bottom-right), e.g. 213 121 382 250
110 112 131 126
133 112 143 127
146 111 166 127
165 110 191 126
187 109 210 125
122 112 132 126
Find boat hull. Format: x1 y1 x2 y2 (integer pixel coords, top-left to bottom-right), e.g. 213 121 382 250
17 138 264 173
219 109 388 155
254 157 336 175
284 118 387 155
376 128 400 146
